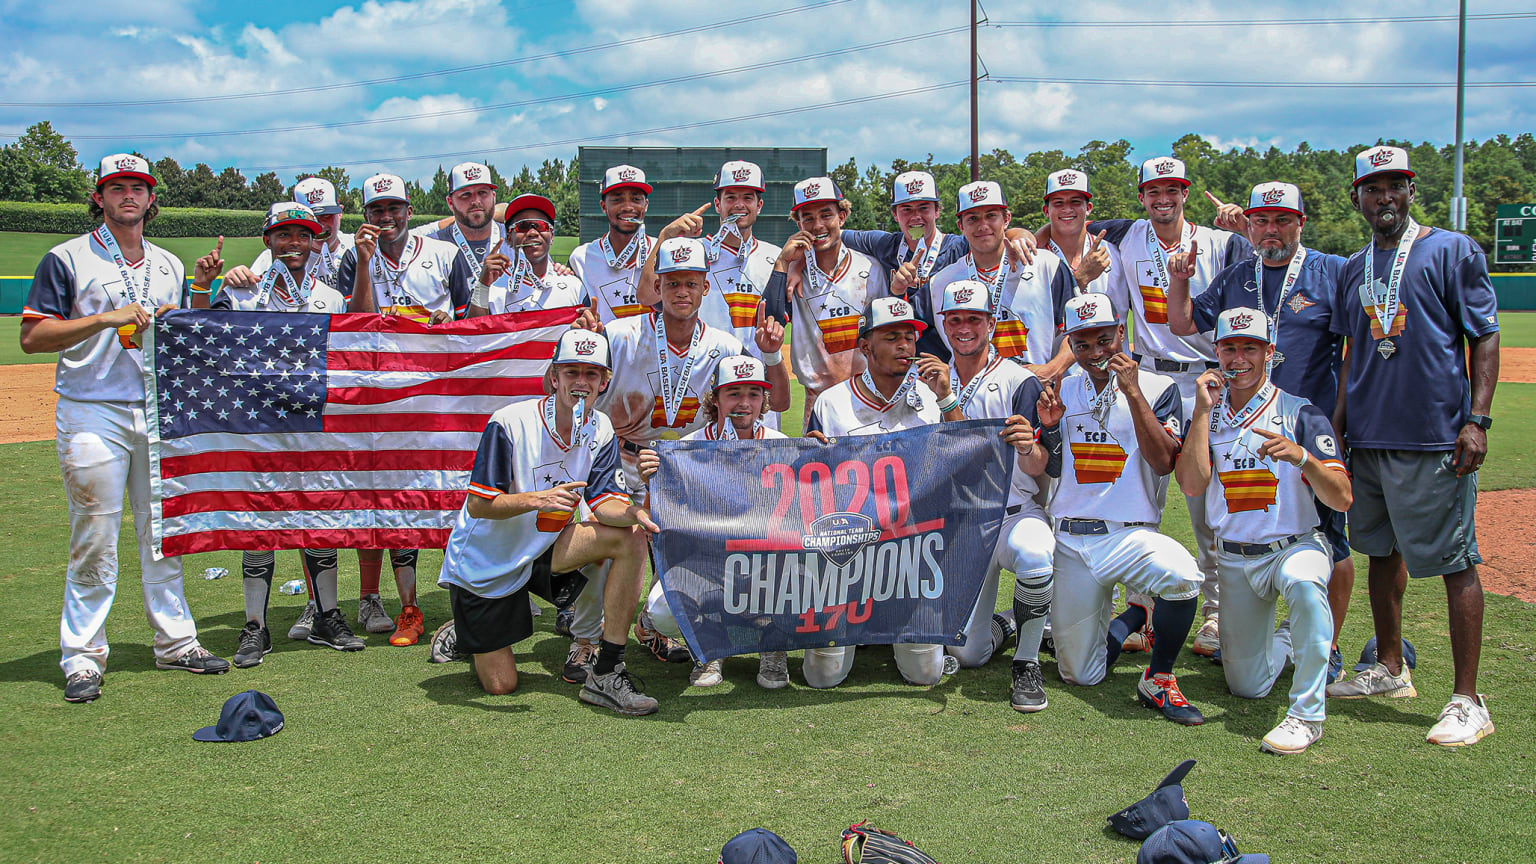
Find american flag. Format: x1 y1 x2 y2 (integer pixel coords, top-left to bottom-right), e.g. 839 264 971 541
145 307 581 557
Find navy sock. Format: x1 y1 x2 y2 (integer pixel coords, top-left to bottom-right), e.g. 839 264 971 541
1149 597 1197 676
1104 605 1148 669
594 639 626 676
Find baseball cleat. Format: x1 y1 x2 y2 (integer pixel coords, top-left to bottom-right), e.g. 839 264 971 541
1136 670 1205 725
579 663 660 716
1121 625 1154 654
1261 715 1323 755
64 670 102 703
554 606 575 639
388 605 425 647
1326 646 1344 685
357 594 394 634
308 609 366 651
1325 662 1416 700
941 654 961 676
1426 694 1494 747
1191 615 1220 657
233 622 272 668
561 640 596 683
756 652 790 689
429 621 466 664
636 625 691 664
689 658 724 687
156 645 231 674
1010 659 1048 713
287 601 317 641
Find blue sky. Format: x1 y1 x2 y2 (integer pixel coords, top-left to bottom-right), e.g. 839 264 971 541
1 0 1532 185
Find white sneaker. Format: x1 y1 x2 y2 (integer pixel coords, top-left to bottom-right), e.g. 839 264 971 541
689 658 724 687
1261 714 1323 755
1191 614 1220 657
1325 662 1417 699
1426 694 1495 747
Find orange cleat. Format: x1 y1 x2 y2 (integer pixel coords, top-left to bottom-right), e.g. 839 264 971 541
389 604 425 646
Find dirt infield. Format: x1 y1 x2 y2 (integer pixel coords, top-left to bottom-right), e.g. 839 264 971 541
2 363 54 445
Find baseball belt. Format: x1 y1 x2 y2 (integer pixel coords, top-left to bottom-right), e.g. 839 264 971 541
1220 533 1309 557
1132 353 1220 373
1056 518 1155 535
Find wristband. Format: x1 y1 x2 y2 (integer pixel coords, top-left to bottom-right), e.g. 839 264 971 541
936 394 960 413
188 284 212 295
470 280 489 309
761 349 783 366
1296 449 1309 469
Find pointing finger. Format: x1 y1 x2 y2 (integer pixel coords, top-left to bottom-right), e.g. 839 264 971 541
1090 230 1105 250
1203 190 1225 208
1252 428 1280 440
694 202 712 216
214 236 224 256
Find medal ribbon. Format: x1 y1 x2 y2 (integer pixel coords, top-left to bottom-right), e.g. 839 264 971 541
705 214 744 264
1256 246 1306 372
1363 218 1420 341
804 246 855 309
371 235 419 309
545 394 594 451
901 230 945 283
1050 233 1094 295
860 364 922 411
95 225 152 309
1215 379 1275 433
600 226 648 270
254 260 313 308
967 252 1010 314
1085 373 1118 428
450 222 499 285
714 415 763 441
1146 221 1195 295
654 312 704 428
949 350 1001 414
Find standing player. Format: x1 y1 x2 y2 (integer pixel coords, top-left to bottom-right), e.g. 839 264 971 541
1166 182 1355 681
188 203 365 664
1175 309 1352 754
411 162 504 282
800 298 964 687
1040 169 1123 305
933 280 1058 712
436 329 662 715
471 193 587 316
1037 293 1206 725
237 177 354 291
1324 146 1500 747
568 165 656 326
22 154 229 701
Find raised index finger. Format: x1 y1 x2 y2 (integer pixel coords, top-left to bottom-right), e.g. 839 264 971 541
215 235 224 255
555 480 589 491
693 202 712 216
1203 190 1225 208
1251 428 1280 440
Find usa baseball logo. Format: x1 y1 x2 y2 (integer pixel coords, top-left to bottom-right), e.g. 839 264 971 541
1231 312 1255 330
802 182 822 198
304 188 325 204
619 168 638 181
1261 188 1285 205
464 166 483 181
968 186 990 203
1076 301 1098 321
1059 171 1078 185
574 338 597 356
373 178 392 194
1368 148 1394 168
670 246 693 264
115 157 138 171
905 178 926 195
954 287 975 304
731 360 755 378
732 166 752 183
889 300 910 318
1155 160 1176 176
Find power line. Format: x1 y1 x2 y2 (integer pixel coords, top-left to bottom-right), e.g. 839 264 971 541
989 11 1536 28
0 0 854 109
44 27 967 141
990 76 1536 89
239 80 970 173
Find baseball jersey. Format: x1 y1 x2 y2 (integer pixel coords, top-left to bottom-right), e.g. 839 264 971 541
805 376 941 437
952 354 1053 507
1192 248 1346 411
781 246 889 396
683 423 788 442
25 229 186 402
928 254 1075 365
597 312 748 444
438 396 630 598
483 259 587 315
1093 218 1252 363
841 229 969 359
1045 369 1184 524
413 221 505 286
1204 387 1346 543
1048 231 1129 307
1331 227 1499 450
252 232 354 290
568 233 657 324
211 260 348 314
336 234 474 322
701 235 781 359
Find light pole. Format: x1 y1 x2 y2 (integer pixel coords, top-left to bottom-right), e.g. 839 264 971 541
1452 0 1468 230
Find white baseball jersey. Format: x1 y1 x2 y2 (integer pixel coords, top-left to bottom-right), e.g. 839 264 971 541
1205 387 1346 544
597 313 748 444
952 354 1048 508
702 235 782 359
483 262 587 315
1049 232 1129 307
928 254 1071 365
24 229 186 402
683 423 788 442
1109 220 1246 363
438 396 630 598
1047 369 1184 524
789 245 889 396
568 234 657 324
212 261 348 313
252 232 354 291
805 376 941 437
335 234 473 322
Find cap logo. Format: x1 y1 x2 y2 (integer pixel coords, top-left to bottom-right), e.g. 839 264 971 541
889 300 910 317
373 178 392 193
1059 172 1078 185
802 182 821 198
304 188 325 204
731 167 752 182
464 167 482 181
670 246 692 263
1261 188 1285 205
1076 301 1098 321
1231 312 1254 330
574 339 596 357
905 179 926 195
967 186 989 203
1155 160 1176 176
115 157 137 171
732 361 755 378
619 168 637 181
1368 148 1394 167
954 287 974 304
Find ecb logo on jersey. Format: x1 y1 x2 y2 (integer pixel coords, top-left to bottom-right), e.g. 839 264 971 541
732 167 753 183
574 338 597 356
1155 160 1176 176
1261 188 1285 205
1076 301 1098 321
464 166 483 181
967 186 990 203
1059 172 1079 186
905 178 926 195
373 178 392 194
1368 148 1395 168
619 168 638 182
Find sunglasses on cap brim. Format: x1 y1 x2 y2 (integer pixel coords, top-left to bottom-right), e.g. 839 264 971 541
513 219 553 233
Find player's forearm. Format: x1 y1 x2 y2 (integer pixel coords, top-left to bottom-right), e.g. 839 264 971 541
1173 422 1212 497
1303 463 1353 513
20 314 118 354
1040 340 1075 381
347 277 375 313
1468 331 1499 416
1127 393 1179 475
594 498 647 528
1167 276 1197 337
766 363 792 412
1017 441 1050 477
466 492 540 520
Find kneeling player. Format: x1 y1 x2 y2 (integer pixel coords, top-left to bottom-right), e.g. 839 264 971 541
1039 294 1207 725
436 330 661 715
636 357 793 690
1175 309 1351 754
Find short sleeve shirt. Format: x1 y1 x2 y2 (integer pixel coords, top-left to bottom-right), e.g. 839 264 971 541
337 234 473 322
1047 369 1183 524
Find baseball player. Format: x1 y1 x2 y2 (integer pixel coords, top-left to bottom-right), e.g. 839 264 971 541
238 177 354 291
927 181 1077 379
1175 308 1351 754
1041 169 1125 306
1037 292 1206 725
932 279 1059 712
471 193 587 316
22 153 230 702
435 329 663 715
1166 182 1355 682
410 162 504 279
800 297 964 688
1324 146 1500 747
568 164 656 325
761 177 889 422
634 357 792 689
341 172 475 647
187 203 365 664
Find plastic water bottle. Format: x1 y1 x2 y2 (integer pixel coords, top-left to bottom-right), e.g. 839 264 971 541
201 567 228 580
278 579 307 596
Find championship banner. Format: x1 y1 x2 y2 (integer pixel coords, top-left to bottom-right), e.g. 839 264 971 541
143 307 580 558
650 420 1013 663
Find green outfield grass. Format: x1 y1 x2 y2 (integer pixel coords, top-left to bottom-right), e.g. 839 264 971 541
1496 309 1536 348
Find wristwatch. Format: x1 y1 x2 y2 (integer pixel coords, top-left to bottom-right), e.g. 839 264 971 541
1468 414 1493 431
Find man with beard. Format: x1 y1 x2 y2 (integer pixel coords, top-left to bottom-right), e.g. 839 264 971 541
569 165 656 325
411 162 504 283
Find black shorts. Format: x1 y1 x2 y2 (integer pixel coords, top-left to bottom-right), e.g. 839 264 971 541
448 548 589 655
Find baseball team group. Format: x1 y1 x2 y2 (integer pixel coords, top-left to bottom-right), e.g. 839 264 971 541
21 142 1500 755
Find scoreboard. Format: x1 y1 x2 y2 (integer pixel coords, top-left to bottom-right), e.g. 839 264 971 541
1495 204 1536 265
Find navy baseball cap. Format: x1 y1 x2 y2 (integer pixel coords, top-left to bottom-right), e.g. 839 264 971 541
1353 636 1418 672
1137 821 1268 864
193 690 285 742
719 828 796 864
1108 759 1195 840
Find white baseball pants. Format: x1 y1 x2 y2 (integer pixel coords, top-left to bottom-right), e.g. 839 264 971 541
1216 535 1331 722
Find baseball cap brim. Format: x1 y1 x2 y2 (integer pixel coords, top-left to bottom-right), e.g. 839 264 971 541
98 170 156 188
792 198 839 212
266 216 323 235
860 319 928 337
1139 177 1191 189
1044 188 1092 201
505 193 557 223
717 376 772 391
191 724 226 742
1352 168 1415 187
1242 204 1303 216
603 181 652 196
309 204 343 215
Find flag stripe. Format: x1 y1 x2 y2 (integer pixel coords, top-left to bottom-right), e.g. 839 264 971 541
327 375 542 406
159 448 475 479
164 469 468 496
162 489 467 518
327 341 556 373
321 412 493 433
325 393 530 416
163 528 453 556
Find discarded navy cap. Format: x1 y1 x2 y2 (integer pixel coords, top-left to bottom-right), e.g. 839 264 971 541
1353 635 1418 672
1137 820 1268 864
718 828 797 864
1108 759 1195 840
193 690 285 742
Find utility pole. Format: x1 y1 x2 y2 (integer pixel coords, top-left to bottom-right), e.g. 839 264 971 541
970 0 979 181
1451 0 1468 230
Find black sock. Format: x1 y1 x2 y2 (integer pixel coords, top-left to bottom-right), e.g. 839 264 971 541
1149 597 1197 676
594 639 626 676
1104 605 1148 670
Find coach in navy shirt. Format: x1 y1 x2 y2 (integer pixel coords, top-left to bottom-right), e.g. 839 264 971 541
1323 147 1500 749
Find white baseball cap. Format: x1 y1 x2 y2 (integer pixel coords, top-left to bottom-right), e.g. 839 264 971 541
263 202 322 235
96 153 155 188
1139 157 1190 189
713 356 771 391
293 177 341 215
1063 292 1121 334
362 173 409 205
552 329 612 370
1353 146 1414 187
655 236 708 274
940 279 992 315
449 162 496 193
1244 182 1304 217
892 171 939 206
957 180 1008 214
1045 169 1091 201
1215 307 1271 344
601 164 652 196
714 160 765 192
858 296 927 337
792 176 842 212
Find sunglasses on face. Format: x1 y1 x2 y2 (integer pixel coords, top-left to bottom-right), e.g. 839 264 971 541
514 219 552 234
